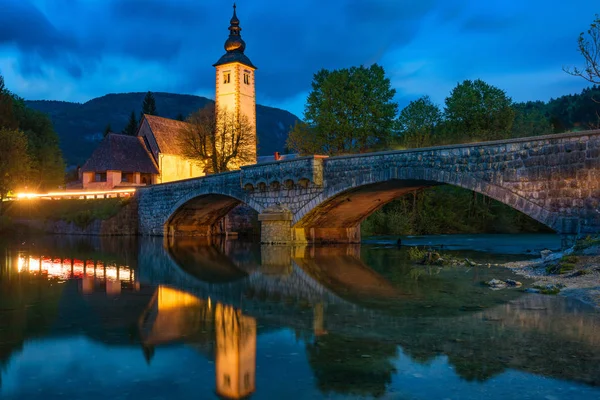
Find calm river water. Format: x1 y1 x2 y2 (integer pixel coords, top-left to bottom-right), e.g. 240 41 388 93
1 234 599 400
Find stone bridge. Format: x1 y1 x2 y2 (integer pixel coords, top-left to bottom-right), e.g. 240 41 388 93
138 131 600 243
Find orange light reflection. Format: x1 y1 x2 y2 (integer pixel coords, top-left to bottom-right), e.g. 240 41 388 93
17 255 133 282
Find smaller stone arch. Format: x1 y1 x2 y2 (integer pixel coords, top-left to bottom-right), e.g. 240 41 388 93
270 180 281 190
298 178 310 189
257 181 267 191
244 183 254 191
284 179 294 190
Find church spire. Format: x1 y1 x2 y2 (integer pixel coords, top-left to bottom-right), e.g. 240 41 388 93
214 3 256 68
224 3 245 53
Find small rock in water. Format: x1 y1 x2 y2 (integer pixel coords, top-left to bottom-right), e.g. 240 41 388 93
525 288 541 293
486 279 507 289
540 249 553 260
505 279 522 287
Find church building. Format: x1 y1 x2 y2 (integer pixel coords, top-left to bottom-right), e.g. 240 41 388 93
81 4 257 189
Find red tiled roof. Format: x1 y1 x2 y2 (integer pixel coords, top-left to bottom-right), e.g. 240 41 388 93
143 114 190 157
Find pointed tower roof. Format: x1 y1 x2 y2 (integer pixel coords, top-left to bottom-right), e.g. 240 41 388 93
213 3 257 69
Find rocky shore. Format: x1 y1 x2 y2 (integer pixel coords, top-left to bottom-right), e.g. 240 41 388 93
501 239 600 309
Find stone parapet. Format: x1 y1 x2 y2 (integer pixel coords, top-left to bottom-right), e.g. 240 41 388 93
138 130 600 242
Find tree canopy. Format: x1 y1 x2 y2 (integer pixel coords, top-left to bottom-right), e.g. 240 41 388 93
0 128 31 201
287 64 398 155
179 104 255 173
395 96 442 148
444 79 515 142
0 74 64 193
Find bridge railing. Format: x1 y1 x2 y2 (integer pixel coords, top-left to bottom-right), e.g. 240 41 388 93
240 156 327 190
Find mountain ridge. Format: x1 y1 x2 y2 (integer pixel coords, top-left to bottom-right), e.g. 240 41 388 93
25 92 300 167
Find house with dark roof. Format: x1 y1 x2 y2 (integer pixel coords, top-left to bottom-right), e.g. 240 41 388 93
81 133 159 189
81 114 206 190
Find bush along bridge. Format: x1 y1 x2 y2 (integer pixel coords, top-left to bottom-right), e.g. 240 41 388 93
137 130 600 245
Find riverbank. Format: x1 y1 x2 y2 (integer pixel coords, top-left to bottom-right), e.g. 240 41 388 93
502 238 600 308
1 198 138 236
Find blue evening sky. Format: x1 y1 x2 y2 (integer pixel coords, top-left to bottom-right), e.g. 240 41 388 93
0 0 597 117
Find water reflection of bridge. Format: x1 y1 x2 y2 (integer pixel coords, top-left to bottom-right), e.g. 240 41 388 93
3 237 600 396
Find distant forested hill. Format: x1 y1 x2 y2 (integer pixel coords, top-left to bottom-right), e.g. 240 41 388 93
25 92 300 167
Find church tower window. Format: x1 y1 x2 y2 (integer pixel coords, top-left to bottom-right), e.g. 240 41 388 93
244 73 250 85
223 72 231 84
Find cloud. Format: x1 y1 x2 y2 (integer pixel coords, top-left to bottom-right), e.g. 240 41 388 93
0 0 597 117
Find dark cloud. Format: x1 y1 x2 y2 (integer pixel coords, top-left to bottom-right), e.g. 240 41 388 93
0 0 597 115
0 0 80 72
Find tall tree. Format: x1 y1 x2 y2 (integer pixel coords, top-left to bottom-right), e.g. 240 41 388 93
142 91 157 116
444 79 515 142
396 96 442 148
564 15 600 84
122 111 138 136
0 128 30 207
176 113 185 121
178 104 255 173
287 64 398 155
103 123 112 137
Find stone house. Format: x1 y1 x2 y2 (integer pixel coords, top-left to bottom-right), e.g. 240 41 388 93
81 133 159 190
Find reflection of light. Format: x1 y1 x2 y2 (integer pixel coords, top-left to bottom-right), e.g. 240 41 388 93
15 188 136 199
157 286 202 310
17 255 134 281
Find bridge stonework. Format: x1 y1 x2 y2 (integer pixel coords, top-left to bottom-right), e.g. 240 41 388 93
138 131 600 243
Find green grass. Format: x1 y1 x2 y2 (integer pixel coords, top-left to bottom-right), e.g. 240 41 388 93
4 198 129 229
535 286 561 295
574 235 600 251
545 255 580 275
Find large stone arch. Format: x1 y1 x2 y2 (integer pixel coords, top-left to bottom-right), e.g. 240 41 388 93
292 167 562 243
164 190 263 237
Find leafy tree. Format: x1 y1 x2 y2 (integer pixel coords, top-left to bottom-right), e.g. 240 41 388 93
396 96 442 148
444 79 515 142
142 91 157 115
122 111 138 136
564 15 600 84
15 105 65 190
0 128 30 206
103 123 112 137
512 101 553 137
0 75 17 130
179 104 255 173
0 75 64 191
286 121 324 155
287 64 398 155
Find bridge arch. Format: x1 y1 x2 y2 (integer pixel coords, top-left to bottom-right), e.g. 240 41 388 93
292 166 558 243
164 191 262 237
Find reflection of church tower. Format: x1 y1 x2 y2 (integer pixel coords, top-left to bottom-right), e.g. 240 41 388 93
215 303 256 399
213 3 257 167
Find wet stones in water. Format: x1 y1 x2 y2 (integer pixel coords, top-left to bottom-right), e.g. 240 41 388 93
484 278 522 290
540 249 553 260
527 283 565 295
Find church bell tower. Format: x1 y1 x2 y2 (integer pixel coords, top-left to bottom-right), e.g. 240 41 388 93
213 3 257 166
